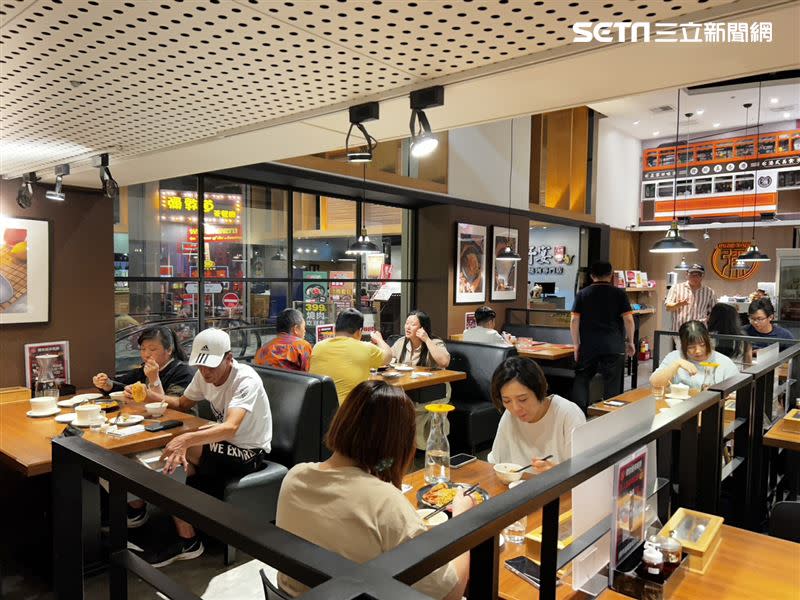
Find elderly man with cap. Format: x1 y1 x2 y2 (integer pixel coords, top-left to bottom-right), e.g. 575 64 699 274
135 327 272 567
665 264 717 330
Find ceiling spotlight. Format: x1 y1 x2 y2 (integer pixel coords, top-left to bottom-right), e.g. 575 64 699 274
16 172 38 209
783 111 791 119
92 153 119 199
45 164 69 201
703 228 710 240
696 109 705 115
632 120 640 125
770 97 779 104
713 123 721 128
346 102 379 163
409 85 444 158
652 131 660 136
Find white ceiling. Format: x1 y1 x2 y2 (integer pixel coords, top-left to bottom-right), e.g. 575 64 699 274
2 0 798 189
590 81 800 140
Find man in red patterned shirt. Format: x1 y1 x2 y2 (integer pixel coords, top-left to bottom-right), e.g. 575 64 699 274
254 308 312 372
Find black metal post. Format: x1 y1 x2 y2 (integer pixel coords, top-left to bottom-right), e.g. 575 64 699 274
467 535 499 599
747 374 768 530
678 416 699 508
52 441 84 600
696 396 722 513
109 481 129 600
732 381 752 527
539 498 560 600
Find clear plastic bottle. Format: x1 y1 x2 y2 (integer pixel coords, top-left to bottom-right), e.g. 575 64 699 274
701 362 717 391
424 404 454 484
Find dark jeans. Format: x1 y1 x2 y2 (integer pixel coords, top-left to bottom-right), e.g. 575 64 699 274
571 353 625 414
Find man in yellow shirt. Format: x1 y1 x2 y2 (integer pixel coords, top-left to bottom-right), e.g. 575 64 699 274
310 308 392 404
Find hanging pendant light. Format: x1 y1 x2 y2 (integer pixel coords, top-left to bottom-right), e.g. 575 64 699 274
346 164 382 255
738 82 770 263
497 119 522 262
650 90 698 254
674 257 690 270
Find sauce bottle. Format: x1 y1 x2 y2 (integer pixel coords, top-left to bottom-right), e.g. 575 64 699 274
640 544 664 582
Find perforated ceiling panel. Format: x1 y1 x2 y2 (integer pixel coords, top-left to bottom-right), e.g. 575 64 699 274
1 0 735 177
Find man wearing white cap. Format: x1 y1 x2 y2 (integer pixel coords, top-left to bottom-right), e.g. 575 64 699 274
665 264 716 330
137 327 272 567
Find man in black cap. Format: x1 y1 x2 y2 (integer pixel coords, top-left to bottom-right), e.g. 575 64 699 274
665 264 716 330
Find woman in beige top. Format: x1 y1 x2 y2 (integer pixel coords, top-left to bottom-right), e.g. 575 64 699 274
276 380 472 600
390 310 452 449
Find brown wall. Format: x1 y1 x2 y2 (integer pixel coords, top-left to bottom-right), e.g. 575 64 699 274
0 180 114 388
610 228 640 271
638 225 794 331
417 204 530 337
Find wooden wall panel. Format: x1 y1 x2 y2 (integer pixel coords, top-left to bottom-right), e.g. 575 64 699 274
570 107 589 213
543 109 573 211
610 228 640 271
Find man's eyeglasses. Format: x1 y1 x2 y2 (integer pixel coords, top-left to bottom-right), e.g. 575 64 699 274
749 316 770 323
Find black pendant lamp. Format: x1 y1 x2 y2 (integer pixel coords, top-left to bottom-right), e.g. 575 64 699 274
650 90 698 254
346 164 382 256
738 82 771 263
674 257 690 270
497 119 522 262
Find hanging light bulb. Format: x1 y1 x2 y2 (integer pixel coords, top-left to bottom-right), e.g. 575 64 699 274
738 82 770 263
674 257 690 270
497 119 521 262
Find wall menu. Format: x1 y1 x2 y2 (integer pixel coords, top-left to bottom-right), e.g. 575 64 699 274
303 271 329 333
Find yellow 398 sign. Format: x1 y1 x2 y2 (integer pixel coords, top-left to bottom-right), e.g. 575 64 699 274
711 242 760 281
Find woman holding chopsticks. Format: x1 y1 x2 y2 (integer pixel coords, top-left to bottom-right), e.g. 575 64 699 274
487 357 586 473
92 326 194 403
276 380 472 600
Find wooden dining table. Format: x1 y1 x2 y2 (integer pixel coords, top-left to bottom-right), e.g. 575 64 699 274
0 391 210 477
402 460 800 599
448 333 574 362
369 366 466 391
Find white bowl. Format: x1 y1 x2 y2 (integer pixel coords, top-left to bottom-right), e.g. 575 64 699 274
416 508 448 526
145 402 168 417
493 462 524 485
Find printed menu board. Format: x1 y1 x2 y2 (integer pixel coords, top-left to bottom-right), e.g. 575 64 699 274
24 341 71 388
611 446 648 568
329 271 354 313
303 271 329 333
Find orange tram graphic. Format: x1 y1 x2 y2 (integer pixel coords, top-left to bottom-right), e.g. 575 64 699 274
640 128 800 222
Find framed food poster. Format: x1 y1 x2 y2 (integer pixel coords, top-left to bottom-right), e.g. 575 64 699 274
24 340 70 387
0 218 50 324
455 223 487 304
491 226 519 301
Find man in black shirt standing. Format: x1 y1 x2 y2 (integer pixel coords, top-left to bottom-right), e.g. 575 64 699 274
570 261 635 412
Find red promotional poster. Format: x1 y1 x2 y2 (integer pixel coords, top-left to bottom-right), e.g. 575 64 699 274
316 324 335 343
24 341 71 388
610 446 648 569
465 312 477 330
380 263 393 280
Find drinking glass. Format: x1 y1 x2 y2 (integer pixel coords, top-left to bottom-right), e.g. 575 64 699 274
651 385 665 400
503 515 527 544
89 414 105 432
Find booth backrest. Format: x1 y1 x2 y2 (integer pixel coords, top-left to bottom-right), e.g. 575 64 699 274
446 341 518 404
250 365 338 468
502 323 572 345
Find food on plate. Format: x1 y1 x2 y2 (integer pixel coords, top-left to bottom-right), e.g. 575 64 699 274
3 228 27 246
97 400 119 410
422 483 485 508
10 241 27 262
131 381 147 403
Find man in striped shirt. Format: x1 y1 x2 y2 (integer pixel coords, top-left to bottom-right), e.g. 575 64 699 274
665 264 716 331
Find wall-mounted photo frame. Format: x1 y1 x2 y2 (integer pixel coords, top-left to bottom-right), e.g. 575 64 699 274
0 217 50 324
491 226 519 301
455 222 487 304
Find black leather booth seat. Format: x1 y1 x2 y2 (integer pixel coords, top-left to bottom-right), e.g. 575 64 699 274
445 341 518 453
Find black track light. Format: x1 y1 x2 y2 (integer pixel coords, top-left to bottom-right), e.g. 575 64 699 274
409 86 444 158
45 164 69 202
346 102 379 163
16 172 38 209
92 153 119 199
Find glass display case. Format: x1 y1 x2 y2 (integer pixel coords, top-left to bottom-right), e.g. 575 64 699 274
775 249 800 322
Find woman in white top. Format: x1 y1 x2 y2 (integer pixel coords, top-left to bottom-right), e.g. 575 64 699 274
391 310 453 449
650 320 740 389
488 357 586 473
276 380 472 600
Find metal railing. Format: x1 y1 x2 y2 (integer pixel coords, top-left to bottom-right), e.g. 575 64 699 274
53 389 726 600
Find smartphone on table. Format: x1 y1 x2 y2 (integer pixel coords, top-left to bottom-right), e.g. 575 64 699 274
505 556 561 589
450 453 477 469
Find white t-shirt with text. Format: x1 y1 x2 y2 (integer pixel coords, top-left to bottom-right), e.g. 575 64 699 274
183 360 272 451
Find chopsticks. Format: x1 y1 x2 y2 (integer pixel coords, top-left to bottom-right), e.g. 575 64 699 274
424 483 480 520
513 454 553 472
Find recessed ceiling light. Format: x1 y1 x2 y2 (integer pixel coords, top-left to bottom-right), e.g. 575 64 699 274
633 120 640 125
713 123 721 128
783 111 791 119
770 97 779 104
696 109 705 115
652 131 660 136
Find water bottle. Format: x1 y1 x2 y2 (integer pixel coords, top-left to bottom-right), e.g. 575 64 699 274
424 404 454 484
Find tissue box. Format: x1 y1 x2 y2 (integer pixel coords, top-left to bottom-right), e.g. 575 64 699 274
658 508 723 574
782 408 800 433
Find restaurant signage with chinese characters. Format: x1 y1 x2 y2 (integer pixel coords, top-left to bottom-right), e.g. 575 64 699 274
159 190 242 225
711 241 760 280
187 226 242 243
528 244 574 275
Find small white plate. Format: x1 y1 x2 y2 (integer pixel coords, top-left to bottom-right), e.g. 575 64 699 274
72 416 108 428
55 412 77 424
26 407 61 418
382 371 403 378
394 365 413 372
109 391 126 400
58 393 103 408
508 480 526 489
665 393 690 400
111 414 144 426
